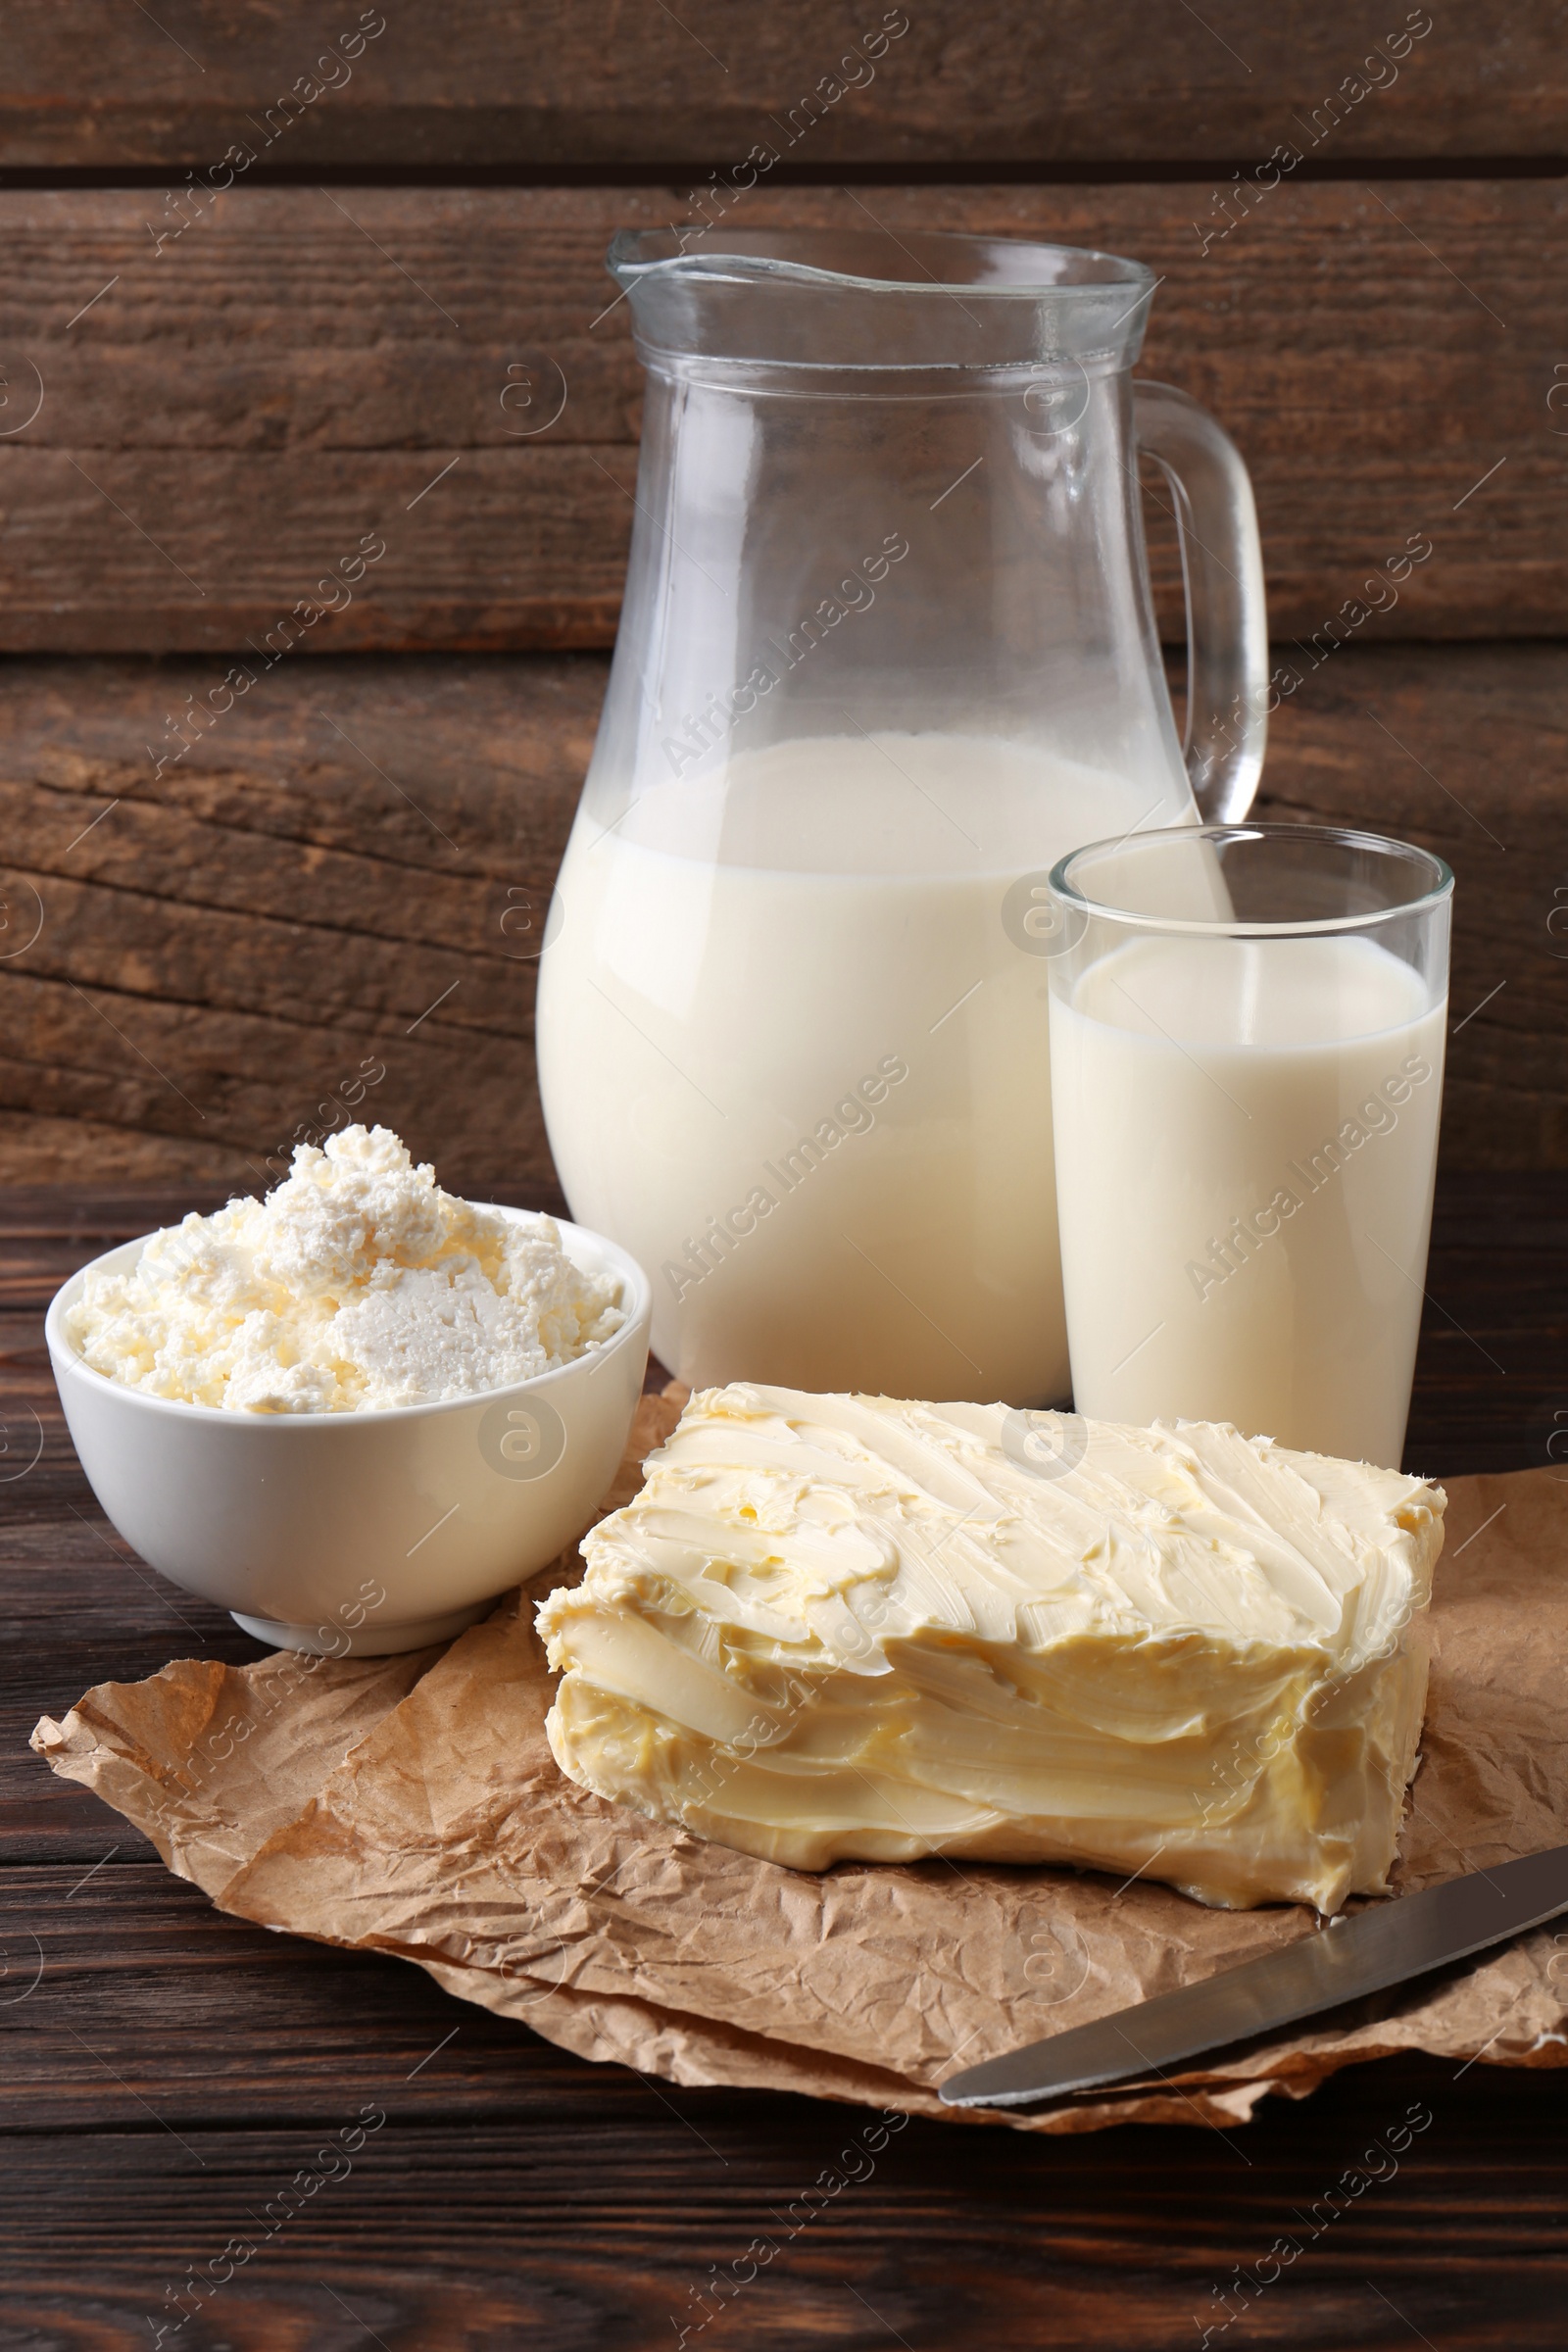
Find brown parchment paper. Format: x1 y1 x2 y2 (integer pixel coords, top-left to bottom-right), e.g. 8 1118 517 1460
32 1393 1568 2132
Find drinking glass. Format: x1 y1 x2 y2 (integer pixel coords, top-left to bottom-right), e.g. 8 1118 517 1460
1046 824 1452 1468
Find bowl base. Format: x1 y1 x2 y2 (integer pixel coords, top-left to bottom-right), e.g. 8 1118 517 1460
230 1601 493 1656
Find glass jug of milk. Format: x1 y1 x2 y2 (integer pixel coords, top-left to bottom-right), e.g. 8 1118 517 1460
537 228 1268 1401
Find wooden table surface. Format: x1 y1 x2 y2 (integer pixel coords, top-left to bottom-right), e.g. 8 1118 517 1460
2 1171 1565 2350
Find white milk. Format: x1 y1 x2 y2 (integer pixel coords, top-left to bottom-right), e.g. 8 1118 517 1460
537 732 1183 1397
1050 932 1446 1467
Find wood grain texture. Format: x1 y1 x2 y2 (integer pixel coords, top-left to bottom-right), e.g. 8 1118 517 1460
6 2072 1563 2351
5 2074 1567 2351
0 654 599 1193
0 641 1557 1190
0 181 1562 651
2 1190 1567 2348
0 1 1562 169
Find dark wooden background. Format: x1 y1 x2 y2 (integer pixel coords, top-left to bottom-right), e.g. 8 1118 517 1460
2 6 1567 2345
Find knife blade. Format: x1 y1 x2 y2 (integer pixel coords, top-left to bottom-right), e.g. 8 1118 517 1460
941 1840 1568 2110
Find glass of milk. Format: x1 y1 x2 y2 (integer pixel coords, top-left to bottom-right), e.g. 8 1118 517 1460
1046 824 1452 1468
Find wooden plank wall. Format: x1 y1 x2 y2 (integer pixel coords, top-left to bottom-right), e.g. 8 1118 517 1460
0 179 1562 651
0 2 1563 1185
5 4 1568 166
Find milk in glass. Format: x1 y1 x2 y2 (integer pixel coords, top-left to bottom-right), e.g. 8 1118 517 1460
1049 931 1446 1467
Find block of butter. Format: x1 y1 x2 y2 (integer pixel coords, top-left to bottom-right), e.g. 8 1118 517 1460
536 1386 1446 1912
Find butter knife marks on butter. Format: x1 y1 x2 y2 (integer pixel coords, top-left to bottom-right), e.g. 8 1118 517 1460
535 1387 1446 1912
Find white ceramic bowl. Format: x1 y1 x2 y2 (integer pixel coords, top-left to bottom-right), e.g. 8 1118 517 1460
46 1211 652 1655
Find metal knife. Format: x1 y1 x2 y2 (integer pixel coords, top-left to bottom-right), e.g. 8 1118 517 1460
941 1841 1568 2110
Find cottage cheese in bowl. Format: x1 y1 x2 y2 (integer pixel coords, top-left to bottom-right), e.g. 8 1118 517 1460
49 1128 652 1654
66 1125 626 1414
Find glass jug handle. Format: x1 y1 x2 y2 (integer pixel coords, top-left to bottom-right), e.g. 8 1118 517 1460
1133 379 1268 822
